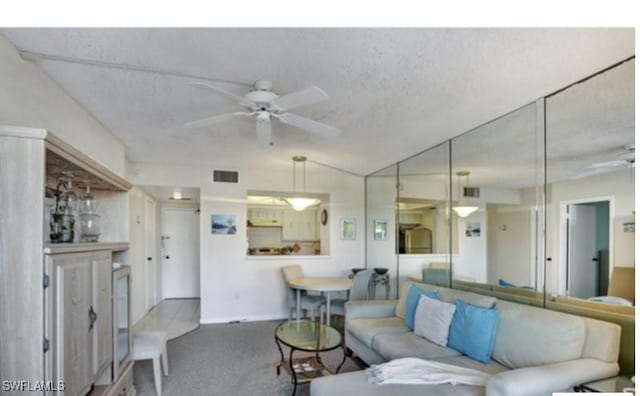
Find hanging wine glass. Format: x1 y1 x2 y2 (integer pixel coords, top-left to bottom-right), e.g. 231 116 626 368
50 171 77 243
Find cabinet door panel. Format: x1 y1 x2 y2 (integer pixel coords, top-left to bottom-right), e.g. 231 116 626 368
55 253 93 396
93 251 113 376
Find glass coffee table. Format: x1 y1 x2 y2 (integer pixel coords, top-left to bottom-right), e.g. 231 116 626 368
573 375 635 392
275 320 347 395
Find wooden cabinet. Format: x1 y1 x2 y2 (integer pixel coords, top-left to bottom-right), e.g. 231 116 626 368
1 127 132 395
399 212 423 224
282 209 319 241
45 250 116 396
93 251 114 376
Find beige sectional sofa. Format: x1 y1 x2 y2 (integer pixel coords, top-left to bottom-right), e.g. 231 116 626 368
311 281 621 396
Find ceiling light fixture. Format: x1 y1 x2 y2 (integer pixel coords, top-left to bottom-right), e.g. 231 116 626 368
452 171 479 218
284 156 320 211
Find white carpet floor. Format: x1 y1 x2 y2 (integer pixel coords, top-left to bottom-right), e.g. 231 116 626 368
132 320 363 396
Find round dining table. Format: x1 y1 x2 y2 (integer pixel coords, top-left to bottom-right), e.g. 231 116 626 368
287 277 353 324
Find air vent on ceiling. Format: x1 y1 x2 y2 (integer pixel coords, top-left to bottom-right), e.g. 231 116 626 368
463 187 480 198
213 170 239 183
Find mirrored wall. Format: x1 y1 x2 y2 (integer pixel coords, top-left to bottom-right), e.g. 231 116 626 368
365 58 635 309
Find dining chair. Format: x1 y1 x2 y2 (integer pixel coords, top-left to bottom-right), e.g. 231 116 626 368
330 269 374 324
281 265 325 322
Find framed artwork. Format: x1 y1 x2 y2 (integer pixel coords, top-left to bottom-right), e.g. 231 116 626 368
465 221 481 237
373 219 388 240
340 218 356 240
211 214 237 235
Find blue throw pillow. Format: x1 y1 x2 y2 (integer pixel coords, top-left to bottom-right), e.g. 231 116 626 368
405 285 439 330
447 299 500 363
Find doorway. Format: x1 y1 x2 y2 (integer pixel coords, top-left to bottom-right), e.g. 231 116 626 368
559 197 613 298
161 207 201 298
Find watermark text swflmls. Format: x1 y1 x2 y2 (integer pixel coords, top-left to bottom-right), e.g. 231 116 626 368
2 380 65 392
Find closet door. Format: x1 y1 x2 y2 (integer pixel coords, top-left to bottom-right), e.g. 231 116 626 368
54 253 94 396
92 251 113 376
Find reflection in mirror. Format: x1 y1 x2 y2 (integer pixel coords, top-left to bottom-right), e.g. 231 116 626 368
546 59 635 309
450 102 544 302
398 142 453 288
366 164 399 297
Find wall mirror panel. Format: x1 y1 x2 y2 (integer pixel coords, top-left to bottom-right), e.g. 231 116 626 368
449 102 545 304
545 59 635 309
397 142 453 288
366 164 399 297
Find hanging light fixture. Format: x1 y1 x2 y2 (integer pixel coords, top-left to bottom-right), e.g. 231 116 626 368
284 156 321 211
452 171 479 218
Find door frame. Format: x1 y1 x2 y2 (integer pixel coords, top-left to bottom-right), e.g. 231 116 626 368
558 195 614 296
144 197 158 310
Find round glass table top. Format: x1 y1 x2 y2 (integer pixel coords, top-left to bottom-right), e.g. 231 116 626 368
275 320 342 352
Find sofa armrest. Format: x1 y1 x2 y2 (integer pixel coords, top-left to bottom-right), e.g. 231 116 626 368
345 300 398 320
486 358 620 396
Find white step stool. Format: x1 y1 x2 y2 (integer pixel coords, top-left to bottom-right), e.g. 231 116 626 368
132 330 169 395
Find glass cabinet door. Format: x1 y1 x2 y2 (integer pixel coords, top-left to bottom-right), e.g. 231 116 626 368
115 272 130 365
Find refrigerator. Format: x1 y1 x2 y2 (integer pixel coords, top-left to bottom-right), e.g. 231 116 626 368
405 227 433 254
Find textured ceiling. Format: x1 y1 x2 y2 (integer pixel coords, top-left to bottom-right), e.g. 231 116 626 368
1 28 634 176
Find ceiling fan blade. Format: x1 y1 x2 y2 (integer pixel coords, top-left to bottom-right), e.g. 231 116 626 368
186 81 247 103
586 160 627 169
184 112 250 129
572 167 622 180
278 113 340 137
256 112 273 149
271 86 329 111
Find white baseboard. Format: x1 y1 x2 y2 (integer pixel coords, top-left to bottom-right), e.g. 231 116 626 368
200 314 288 324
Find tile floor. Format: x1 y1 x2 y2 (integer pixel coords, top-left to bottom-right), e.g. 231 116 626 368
134 298 200 339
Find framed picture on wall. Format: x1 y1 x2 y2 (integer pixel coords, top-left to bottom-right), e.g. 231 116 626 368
211 214 237 235
341 218 356 240
374 219 388 240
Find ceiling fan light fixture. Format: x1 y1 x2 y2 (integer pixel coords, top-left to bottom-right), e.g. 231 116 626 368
452 171 479 218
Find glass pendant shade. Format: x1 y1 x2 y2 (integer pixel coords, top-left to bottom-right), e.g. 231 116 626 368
452 171 479 218
452 206 479 218
284 197 321 211
286 156 319 211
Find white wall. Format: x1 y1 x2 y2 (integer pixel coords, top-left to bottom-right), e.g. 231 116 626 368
0 35 126 176
127 160 365 323
487 205 532 286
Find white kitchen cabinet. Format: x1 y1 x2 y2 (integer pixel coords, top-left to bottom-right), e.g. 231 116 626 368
248 207 283 224
399 212 423 224
282 209 319 241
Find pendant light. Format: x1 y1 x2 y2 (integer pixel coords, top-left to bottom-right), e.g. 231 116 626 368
284 156 321 211
452 171 479 218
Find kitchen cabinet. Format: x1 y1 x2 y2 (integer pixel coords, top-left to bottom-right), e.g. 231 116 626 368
282 209 319 241
248 207 283 224
399 212 423 225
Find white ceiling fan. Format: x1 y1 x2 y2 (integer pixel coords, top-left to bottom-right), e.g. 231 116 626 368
573 143 635 179
184 79 340 148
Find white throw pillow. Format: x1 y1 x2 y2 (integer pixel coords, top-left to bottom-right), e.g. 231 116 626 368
414 294 456 347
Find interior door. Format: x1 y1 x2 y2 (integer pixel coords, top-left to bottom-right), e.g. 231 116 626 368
161 208 200 298
567 204 598 298
145 198 157 309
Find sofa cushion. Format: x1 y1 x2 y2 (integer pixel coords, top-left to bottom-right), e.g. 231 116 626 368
438 288 497 309
395 281 439 319
348 317 408 348
492 300 586 369
447 300 500 363
405 285 440 329
372 332 461 361
414 295 456 347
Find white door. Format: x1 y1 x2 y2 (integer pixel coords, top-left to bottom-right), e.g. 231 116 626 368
161 208 200 298
145 198 157 309
567 204 597 298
